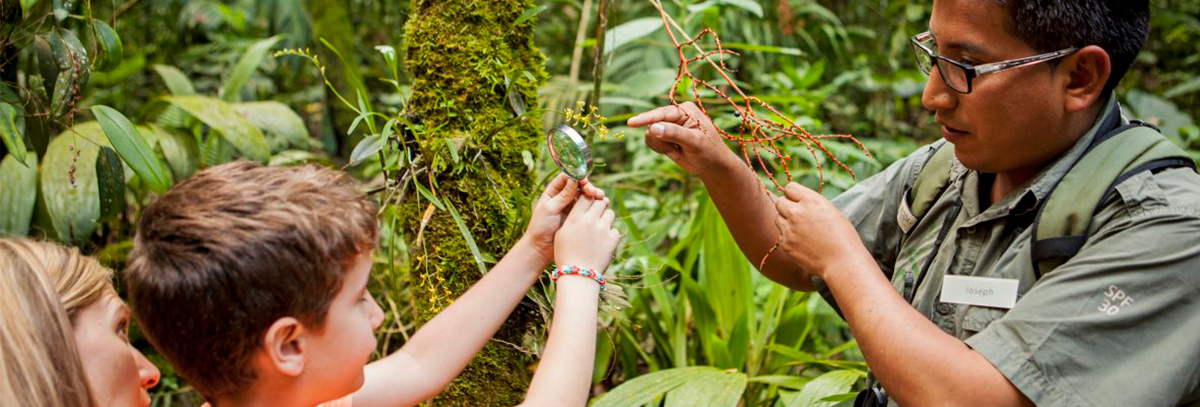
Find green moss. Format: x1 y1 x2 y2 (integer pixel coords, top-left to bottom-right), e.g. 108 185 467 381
400 0 548 404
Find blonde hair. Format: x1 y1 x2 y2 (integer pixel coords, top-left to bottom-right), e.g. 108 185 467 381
0 238 113 320
0 239 97 407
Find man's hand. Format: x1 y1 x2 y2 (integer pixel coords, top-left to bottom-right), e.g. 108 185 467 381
628 102 741 177
521 174 606 267
774 182 872 278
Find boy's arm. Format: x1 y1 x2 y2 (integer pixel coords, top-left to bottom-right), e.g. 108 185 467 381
354 238 547 407
352 175 600 407
519 197 619 407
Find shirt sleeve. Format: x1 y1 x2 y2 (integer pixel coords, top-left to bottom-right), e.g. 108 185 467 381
965 170 1200 407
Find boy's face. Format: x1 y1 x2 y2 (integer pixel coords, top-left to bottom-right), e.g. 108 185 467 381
923 0 1082 176
302 250 385 400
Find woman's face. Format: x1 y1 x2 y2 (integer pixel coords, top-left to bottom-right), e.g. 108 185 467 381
72 289 161 407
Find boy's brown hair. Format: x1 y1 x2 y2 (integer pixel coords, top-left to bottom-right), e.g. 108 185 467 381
125 162 377 399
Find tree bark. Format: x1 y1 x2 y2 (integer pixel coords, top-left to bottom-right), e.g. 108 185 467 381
402 0 547 405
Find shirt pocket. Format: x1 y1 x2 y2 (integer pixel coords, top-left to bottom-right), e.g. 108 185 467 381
960 306 1008 339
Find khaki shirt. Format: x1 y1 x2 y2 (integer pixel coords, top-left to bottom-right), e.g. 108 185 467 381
830 98 1200 406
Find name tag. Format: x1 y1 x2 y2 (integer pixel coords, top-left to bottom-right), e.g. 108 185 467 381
897 199 917 234
939 275 1019 309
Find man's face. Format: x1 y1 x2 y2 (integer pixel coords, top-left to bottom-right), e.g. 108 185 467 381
924 0 1077 176
302 250 385 401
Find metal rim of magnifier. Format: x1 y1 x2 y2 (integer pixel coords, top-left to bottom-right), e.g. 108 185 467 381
546 124 593 180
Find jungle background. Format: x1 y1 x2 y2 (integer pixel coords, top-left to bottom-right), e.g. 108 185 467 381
2 0 1198 406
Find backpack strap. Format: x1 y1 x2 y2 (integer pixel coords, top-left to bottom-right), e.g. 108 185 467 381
901 141 957 235
1030 124 1197 277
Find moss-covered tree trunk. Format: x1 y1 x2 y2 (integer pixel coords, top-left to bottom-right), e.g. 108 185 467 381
401 1 547 405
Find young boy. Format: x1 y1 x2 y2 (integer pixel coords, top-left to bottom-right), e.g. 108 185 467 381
125 161 620 407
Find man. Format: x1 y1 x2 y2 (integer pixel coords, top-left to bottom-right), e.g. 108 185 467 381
628 0 1200 406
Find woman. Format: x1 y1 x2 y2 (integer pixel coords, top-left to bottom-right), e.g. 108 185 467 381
0 244 94 407
0 238 161 407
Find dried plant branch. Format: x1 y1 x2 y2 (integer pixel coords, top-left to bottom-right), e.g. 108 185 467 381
646 0 873 268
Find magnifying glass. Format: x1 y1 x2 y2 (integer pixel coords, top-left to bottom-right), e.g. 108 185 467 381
547 124 593 181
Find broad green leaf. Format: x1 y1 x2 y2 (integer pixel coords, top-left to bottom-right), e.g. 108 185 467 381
445 201 488 276
722 42 804 56
697 195 753 338
152 64 196 95
514 4 548 26
269 150 334 167
91 19 123 71
33 34 58 98
41 122 108 244
140 124 199 181
0 154 38 236
664 369 747 407
1165 77 1200 99
1125 90 1196 142
95 146 125 222
48 29 89 118
718 0 763 17
162 95 270 162
781 369 864 407
748 375 809 390
91 105 173 194
221 35 283 102
620 68 679 98
349 134 385 166
688 0 763 17
232 101 309 149
0 102 26 166
603 18 662 54
591 367 716 407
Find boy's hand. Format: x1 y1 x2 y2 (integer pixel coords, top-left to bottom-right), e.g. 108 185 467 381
522 174 606 266
555 196 620 274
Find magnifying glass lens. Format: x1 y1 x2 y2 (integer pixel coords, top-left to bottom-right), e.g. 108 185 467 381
547 125 592 180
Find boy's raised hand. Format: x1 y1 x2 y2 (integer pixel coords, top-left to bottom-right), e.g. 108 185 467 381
555 196 620 274
523 174 606 266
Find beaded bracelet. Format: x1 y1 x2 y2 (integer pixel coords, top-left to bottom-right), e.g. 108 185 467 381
551 265 606 291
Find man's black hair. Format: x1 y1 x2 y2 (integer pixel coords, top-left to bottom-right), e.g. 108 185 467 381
992 0 1149 95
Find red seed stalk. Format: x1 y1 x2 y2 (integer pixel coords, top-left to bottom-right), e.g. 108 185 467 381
647 0 873 269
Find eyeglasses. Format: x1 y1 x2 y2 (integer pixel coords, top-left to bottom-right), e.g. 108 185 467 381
910 31 1077 94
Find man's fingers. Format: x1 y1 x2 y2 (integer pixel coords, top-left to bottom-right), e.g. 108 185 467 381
783 183 809 202
628 104 690 127
648 122 700 149
775 199 792 219
645 135 680 156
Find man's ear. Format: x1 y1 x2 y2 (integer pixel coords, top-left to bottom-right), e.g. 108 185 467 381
262 317 307 377
1062 45 1112 113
